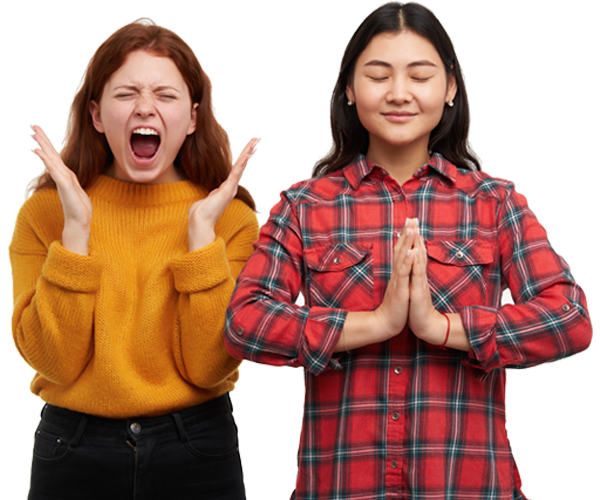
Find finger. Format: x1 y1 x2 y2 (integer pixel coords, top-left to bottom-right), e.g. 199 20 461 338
242 138 258 154
393 219 417 263
31 125 61 158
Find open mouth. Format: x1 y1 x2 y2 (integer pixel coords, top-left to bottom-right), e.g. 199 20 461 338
130 128 161 158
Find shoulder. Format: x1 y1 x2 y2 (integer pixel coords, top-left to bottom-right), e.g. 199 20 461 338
282 170 350 205
217 198 259 237
454 168 515 201
10 188 63 254
15 188 63 229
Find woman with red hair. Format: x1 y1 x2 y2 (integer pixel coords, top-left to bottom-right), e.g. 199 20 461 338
11 20 257 499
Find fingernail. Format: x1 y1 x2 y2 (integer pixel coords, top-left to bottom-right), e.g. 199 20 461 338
415 248 419 255
406 228 410 236
404 217 410 226
396 231 401 238
407 249 412 257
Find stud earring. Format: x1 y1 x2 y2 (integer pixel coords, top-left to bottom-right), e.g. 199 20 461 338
348 100 354 106
447 100 454 107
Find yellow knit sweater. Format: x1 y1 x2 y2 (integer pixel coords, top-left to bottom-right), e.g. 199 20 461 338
10 175 258 418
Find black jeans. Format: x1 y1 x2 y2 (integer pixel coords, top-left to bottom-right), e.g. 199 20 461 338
28 394 245 500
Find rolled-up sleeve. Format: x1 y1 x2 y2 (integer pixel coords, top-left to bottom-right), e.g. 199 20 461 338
225 193 346 375
462 184 592 372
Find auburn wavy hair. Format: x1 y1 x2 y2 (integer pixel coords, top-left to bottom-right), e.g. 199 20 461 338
32 19 255 210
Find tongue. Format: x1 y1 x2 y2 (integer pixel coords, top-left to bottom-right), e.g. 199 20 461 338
131 135 160 158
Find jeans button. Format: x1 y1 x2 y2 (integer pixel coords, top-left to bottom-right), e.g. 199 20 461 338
130 422 141 435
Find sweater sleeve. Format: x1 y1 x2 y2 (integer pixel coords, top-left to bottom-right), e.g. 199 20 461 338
169 200 258 388
10 200 103 385
461 183 592 373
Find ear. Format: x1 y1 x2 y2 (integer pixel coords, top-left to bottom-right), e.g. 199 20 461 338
187 103 198 135
345 84 356 105
445 73 457 105
89 101 104 133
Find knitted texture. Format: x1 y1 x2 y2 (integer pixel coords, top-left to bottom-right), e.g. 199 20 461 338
10 175 258 418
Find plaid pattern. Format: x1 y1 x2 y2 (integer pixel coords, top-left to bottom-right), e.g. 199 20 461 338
225 155 591 500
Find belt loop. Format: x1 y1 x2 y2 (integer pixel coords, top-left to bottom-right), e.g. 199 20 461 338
172 412 188 443
70 415 88 449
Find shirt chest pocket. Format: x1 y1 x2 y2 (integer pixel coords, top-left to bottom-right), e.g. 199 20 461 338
426 239 494 309
304 243 374 310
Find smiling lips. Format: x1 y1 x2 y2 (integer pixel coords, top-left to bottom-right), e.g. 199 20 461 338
382 111 417 123
130 128 161 159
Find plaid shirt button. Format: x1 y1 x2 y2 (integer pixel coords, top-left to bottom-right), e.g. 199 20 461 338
562 304 571 311
394 366 402 375
456 250 464 258
392 412 400 421
398 194 405 202
391 461 398 469
236 327 244 336
333 257 341 264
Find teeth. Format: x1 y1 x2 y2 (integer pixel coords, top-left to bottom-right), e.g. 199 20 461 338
132 128 159 136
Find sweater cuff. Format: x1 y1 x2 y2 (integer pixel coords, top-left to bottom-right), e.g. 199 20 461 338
461 305 501 372
42 241 103 292
170 237 232 293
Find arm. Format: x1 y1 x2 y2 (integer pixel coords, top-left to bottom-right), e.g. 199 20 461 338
170 201 258 387
225 200 424 374
10 203 102 385
462 184 592 372
225 194 348 375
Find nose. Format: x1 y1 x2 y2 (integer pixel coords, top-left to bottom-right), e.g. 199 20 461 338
135 92 156 117
386 77 413 105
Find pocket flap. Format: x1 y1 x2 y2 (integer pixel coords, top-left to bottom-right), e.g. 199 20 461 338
427 239 493 266
305 243 371 272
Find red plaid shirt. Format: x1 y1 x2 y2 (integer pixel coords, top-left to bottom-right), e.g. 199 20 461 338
225 155 592 500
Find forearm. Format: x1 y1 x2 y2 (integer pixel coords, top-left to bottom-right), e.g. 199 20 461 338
178 276 242 387
11 242 101 384
427 312 471 352
462 283 591 371
172 215 257 386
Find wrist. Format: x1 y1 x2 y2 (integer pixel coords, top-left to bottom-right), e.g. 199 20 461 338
62 225 90 255
372 307 405 342
188 228 216 252
435 311 451 349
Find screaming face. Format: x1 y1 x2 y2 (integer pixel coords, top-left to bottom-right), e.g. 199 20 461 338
90 50 197 185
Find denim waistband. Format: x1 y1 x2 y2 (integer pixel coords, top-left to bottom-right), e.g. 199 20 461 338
41 393 232 437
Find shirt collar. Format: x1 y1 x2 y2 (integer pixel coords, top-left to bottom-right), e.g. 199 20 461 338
343 153 457 190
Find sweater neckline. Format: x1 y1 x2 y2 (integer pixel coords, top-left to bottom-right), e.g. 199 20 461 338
88 175 205 206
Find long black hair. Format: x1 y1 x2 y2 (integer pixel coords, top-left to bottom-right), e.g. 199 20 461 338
313 2 480 177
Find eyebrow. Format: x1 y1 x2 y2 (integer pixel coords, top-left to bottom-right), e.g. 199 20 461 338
112 84 181 93
363 59 438 69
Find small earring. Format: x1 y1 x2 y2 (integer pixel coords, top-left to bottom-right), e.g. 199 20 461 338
348 100 354 106
447 100 454 107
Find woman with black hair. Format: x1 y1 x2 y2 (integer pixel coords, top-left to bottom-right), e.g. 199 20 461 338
224 3 592 499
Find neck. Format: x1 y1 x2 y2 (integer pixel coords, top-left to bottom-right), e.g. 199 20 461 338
366 136 430 185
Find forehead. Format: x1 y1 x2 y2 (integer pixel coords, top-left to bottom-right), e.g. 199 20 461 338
106 50 187 88
357 30 443 68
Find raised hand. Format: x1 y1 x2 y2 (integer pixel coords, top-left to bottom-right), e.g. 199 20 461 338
31 125 92 255
371 218 418 338
187 138 259 252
